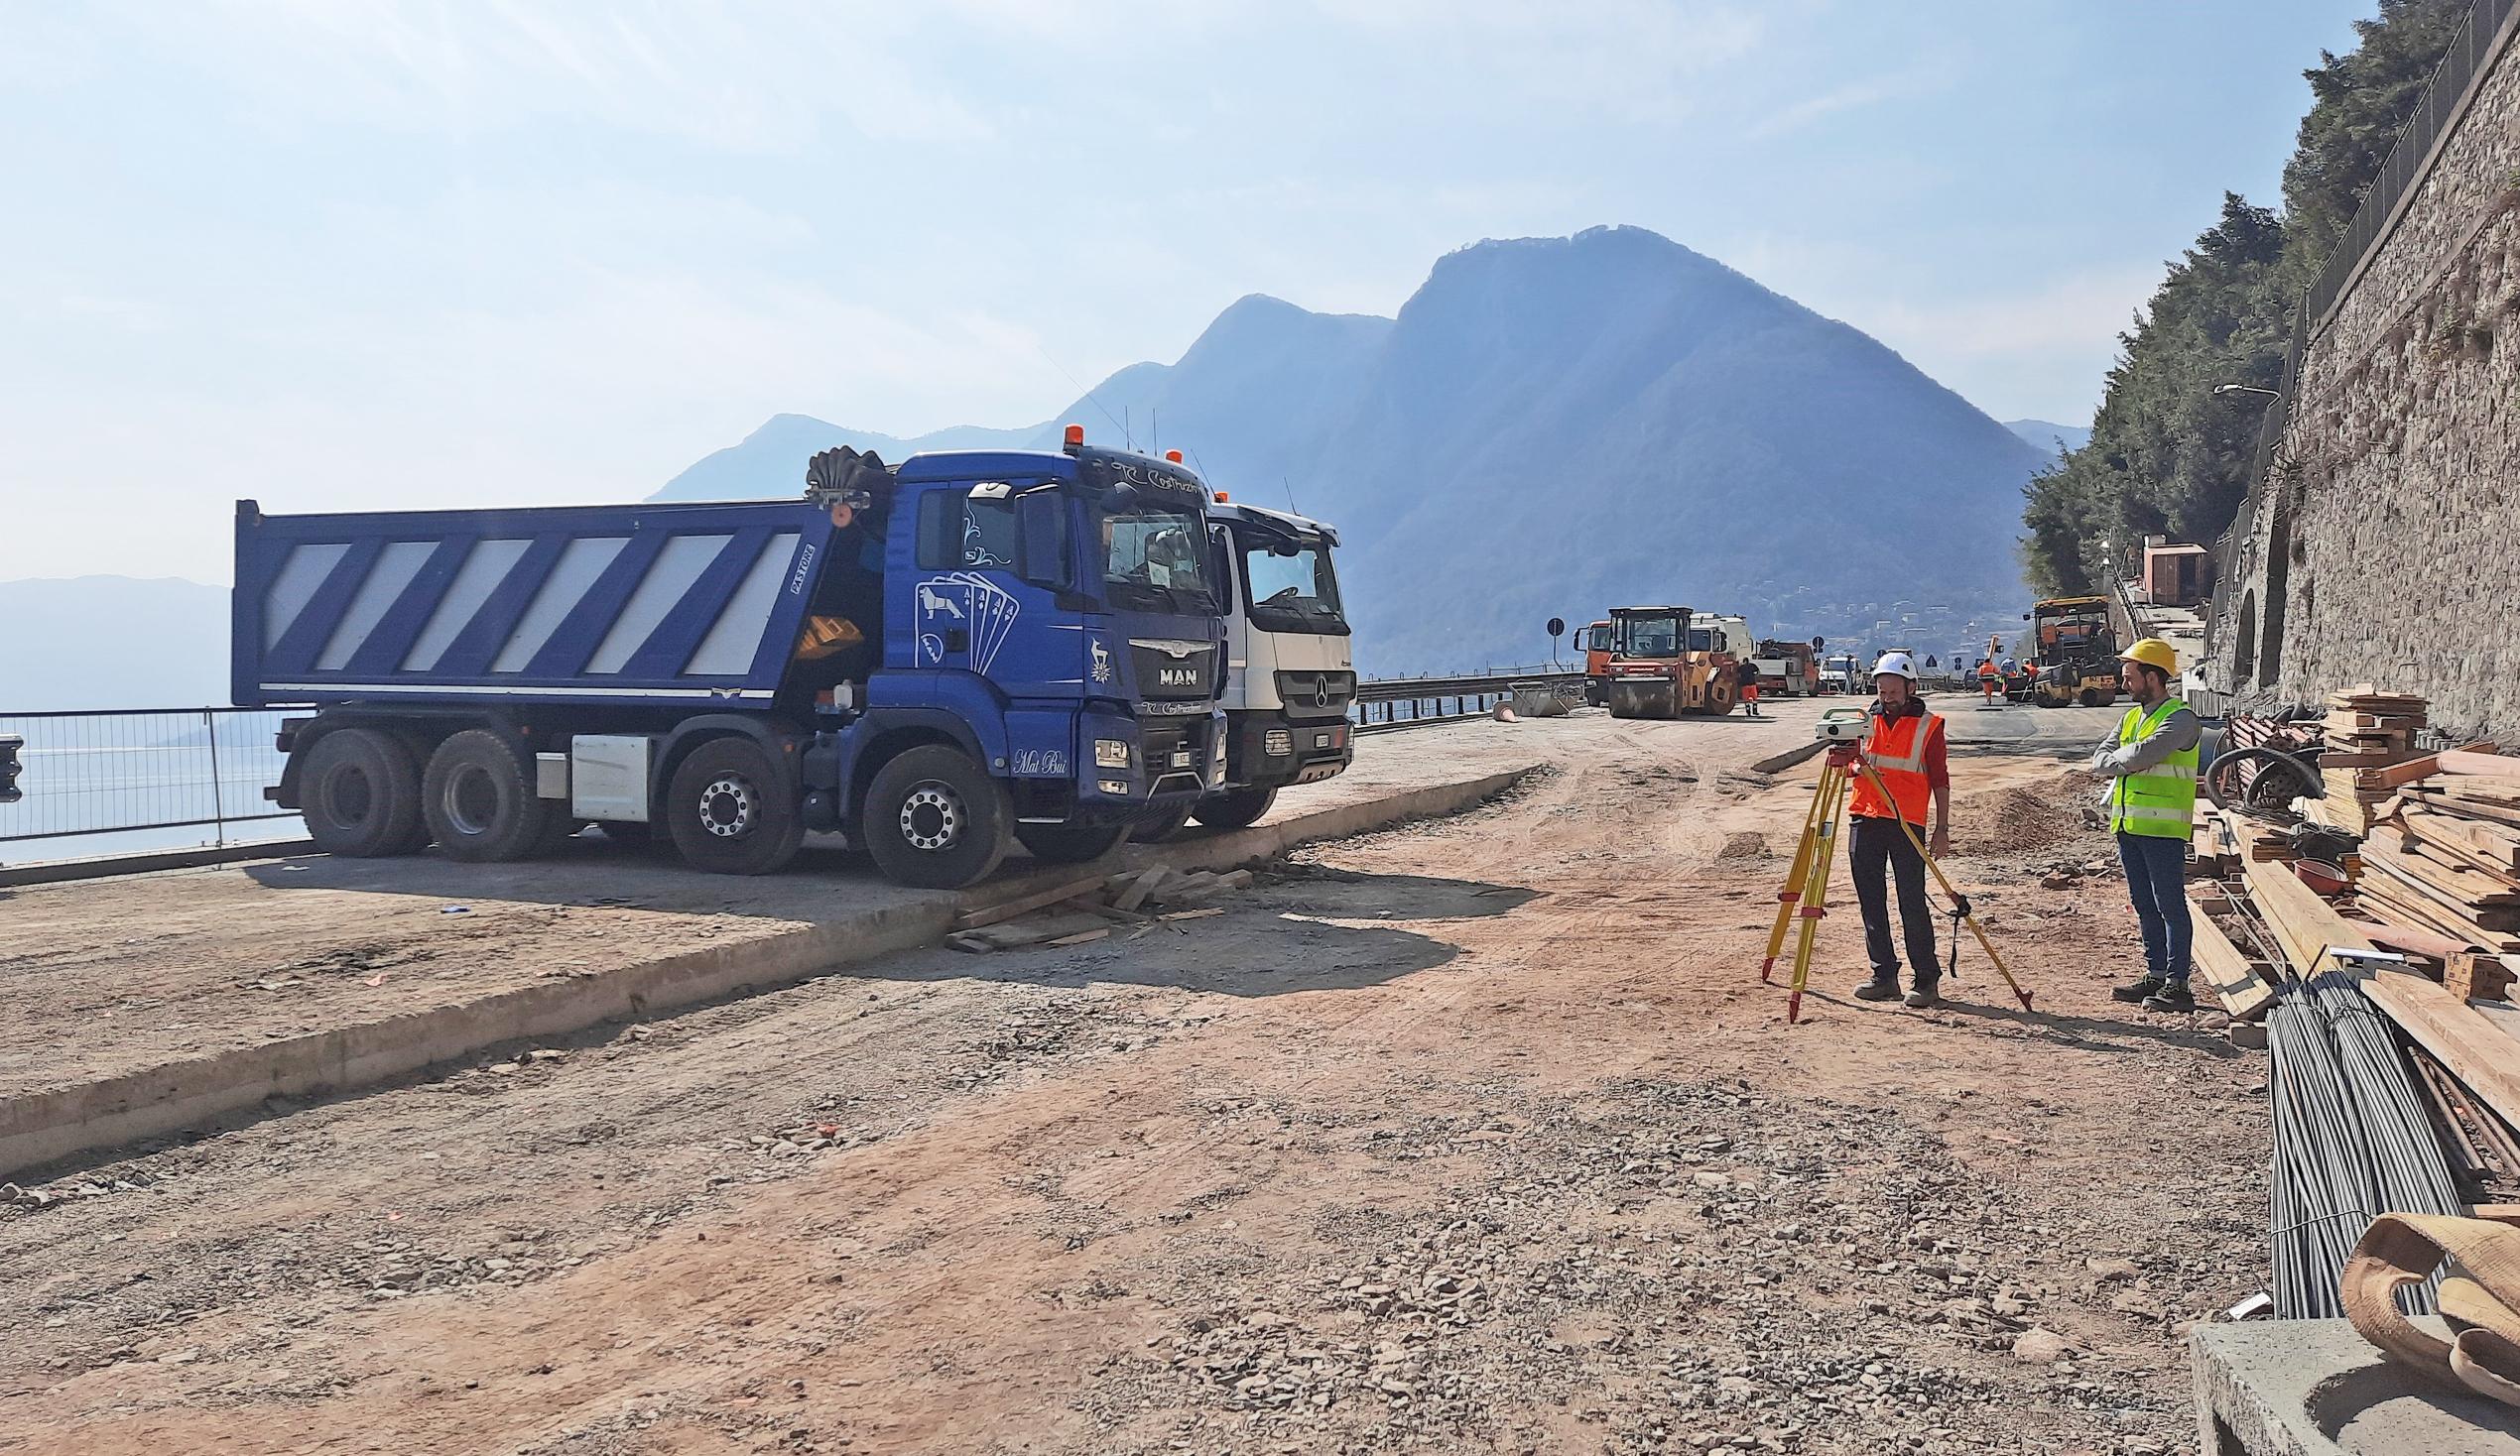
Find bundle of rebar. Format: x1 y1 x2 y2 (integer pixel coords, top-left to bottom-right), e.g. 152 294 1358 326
2268 969 2465 1317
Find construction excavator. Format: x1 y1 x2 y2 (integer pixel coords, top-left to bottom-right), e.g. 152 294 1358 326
1600 604 1739 718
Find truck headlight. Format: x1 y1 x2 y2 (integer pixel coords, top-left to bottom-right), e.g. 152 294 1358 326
1263 728 1294 757
1094 738 1131 770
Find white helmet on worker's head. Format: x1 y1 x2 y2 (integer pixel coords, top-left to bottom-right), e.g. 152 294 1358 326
1871 652 1918 682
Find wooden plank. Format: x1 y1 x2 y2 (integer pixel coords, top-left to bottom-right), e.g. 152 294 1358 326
2242 840 2377 977
2358 969 2520 1133
2359 918 2482 962
1110 867 1168 913
952 876 1113 932
2186 893 2278 1020
2365 754 2451 790
2440 751 2520 779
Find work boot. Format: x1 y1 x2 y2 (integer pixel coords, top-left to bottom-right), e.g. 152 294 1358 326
1904 980 1942 1009
2111 975 2165 1004
2143 981 2197 1014
1853 976 1901 1003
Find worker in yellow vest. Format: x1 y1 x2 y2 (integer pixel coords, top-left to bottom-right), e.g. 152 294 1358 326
2087 638 2203 1013
1827 652 1953 1009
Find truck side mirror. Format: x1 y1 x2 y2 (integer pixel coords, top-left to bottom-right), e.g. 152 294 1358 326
1015 488 1072 593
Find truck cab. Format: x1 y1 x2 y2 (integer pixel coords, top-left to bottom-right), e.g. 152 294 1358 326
1149 500 1354 835
238 427 1227 889
1575 619 1613 705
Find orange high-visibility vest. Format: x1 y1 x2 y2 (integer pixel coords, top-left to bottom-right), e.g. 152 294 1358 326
1848 709 1944 826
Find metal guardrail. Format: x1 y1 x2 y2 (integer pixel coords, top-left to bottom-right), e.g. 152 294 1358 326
1352 668 1586 733
0 706 306 852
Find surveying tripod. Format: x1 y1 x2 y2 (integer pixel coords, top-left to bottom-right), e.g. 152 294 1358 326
1758 709 2035 1024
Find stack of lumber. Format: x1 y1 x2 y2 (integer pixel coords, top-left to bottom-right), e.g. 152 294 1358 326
2358 750 2520 956
2317 687 2432 834
945 864 1252 951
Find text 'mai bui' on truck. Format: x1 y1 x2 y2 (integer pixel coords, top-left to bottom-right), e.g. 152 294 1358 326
1136 498 1354 840
233 426 1227 889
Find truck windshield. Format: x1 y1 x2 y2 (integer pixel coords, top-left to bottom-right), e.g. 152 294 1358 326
1102 504 1214 614
1615 616 1681 656
1240 535 1345 634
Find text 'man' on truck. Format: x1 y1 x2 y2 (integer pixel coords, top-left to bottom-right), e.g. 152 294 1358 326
234 428 1227 889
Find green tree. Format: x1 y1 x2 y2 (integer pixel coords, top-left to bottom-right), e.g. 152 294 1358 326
2021 0 2469 592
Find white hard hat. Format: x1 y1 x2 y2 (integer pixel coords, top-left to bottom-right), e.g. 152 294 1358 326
1872 652 1917 681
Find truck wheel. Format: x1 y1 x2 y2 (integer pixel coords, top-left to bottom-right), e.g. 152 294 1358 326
1135 801 1197 843
665 736 805 876
1015 820 1130 865
864 745 1012 889
423 729 552 863
300 727 426 858
1193 786 1276 831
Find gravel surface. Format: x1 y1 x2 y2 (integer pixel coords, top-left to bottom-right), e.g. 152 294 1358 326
0 699 2265 1455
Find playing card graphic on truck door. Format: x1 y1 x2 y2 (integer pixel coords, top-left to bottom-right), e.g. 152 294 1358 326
906 482 1077 700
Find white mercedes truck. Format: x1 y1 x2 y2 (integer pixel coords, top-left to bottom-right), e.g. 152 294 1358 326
1143 500 1354 837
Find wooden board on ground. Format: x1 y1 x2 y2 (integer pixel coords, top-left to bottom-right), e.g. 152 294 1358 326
953 876 1112 932
2186 892 2279 1021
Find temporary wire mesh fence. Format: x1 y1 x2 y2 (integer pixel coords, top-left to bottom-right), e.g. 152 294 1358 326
0 707 306 853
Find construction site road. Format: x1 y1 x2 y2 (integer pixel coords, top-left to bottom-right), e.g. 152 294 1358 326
0 694 2265 1456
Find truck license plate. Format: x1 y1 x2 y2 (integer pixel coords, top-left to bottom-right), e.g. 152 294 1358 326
1171 749 1193 769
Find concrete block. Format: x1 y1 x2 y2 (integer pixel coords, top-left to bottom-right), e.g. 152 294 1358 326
2193 1317 2520 1455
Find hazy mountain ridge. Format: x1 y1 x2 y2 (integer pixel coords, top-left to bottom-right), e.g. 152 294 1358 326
2004 418 2093 460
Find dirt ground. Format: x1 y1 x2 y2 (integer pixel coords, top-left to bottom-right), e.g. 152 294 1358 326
0 725 1544 1102
0 698 2267 1456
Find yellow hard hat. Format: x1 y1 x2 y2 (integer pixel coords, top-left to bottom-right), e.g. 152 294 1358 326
2118 638 2179 675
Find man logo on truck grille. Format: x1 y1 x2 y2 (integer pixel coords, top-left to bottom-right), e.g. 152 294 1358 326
1159 666 1199 688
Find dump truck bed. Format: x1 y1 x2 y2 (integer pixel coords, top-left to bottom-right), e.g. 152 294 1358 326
231 498 836 709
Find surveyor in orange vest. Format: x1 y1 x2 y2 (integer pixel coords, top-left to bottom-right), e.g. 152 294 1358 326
1977 658 2000 704
1827 653 1954 1008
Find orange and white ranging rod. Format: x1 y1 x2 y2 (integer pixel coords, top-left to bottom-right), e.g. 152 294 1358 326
1758 710 2034 1023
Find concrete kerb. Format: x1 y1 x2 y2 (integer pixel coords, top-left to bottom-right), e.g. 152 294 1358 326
0 764 1539 1181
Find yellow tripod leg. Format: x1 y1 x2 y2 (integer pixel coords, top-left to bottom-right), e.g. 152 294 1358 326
1850 757 2036 1013
1760 772 1832 984
1786 763 1848 1024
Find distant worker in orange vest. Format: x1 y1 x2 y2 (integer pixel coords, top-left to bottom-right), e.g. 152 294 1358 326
1977 658 2000 704
1827 653 1954 1009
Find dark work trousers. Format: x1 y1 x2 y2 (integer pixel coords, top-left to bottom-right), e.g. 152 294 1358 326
2115 831 2194 984
1849 813 1938 986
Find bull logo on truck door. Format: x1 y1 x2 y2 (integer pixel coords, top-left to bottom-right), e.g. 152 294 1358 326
915 573 1019 672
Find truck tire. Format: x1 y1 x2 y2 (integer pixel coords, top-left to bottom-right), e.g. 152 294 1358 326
300 727 427 858
1193 786 1276 831
664 736 806 876
423 729 553 863
1015 819 1130 864
864 745 1012 889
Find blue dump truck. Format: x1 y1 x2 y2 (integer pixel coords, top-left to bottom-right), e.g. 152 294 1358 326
232 428 1227 888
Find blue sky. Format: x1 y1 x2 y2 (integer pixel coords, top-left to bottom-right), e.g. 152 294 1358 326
2 0 2376 584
